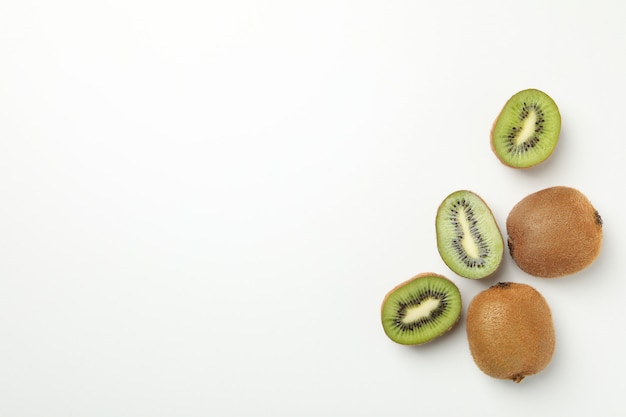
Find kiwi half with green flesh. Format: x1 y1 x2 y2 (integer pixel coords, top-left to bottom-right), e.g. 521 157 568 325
381 273 462 345
436 190 504 279
507 186 602 277
491 89 561 168
466 282 556 383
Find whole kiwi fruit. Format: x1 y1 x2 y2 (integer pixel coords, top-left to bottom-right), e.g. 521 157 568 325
491 88 561 168
381 273 462 345
506 186 602 277
466 282 555 383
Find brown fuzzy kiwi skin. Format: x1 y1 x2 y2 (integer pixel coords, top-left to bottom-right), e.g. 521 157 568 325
466 282 555 383
506 186 603 278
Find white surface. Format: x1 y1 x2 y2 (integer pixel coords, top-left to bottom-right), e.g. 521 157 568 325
1 1 625 415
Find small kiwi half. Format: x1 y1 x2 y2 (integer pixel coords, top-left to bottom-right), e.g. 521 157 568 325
381 273 462 345
491 88 561 168
436 190 504 279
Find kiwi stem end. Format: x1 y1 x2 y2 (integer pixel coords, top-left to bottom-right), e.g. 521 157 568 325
512 374 525 383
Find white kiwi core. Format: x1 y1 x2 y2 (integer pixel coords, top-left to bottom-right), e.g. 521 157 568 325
402 298 440 323
458 210 480 258
515 110 538 146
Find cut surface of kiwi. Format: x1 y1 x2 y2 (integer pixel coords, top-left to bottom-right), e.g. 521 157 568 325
381 273 462 345
491 88 561 168
436 190 504 279
507 186 602 277
466 282 556 383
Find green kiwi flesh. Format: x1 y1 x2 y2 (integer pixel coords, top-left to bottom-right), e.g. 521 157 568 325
436 190 504 279
491 89 561 168
381 273 462 345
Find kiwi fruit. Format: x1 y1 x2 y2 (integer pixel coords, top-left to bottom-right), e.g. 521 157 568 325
436 190 504 279
491 88 561 168
381 273 462 345
466 282 555 383
507 186 602 277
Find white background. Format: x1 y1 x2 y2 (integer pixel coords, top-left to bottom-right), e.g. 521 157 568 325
1 1 625 416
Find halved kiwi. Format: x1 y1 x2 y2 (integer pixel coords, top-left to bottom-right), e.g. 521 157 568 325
436 190 504 279
381 273 462 345
491 88 561 168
